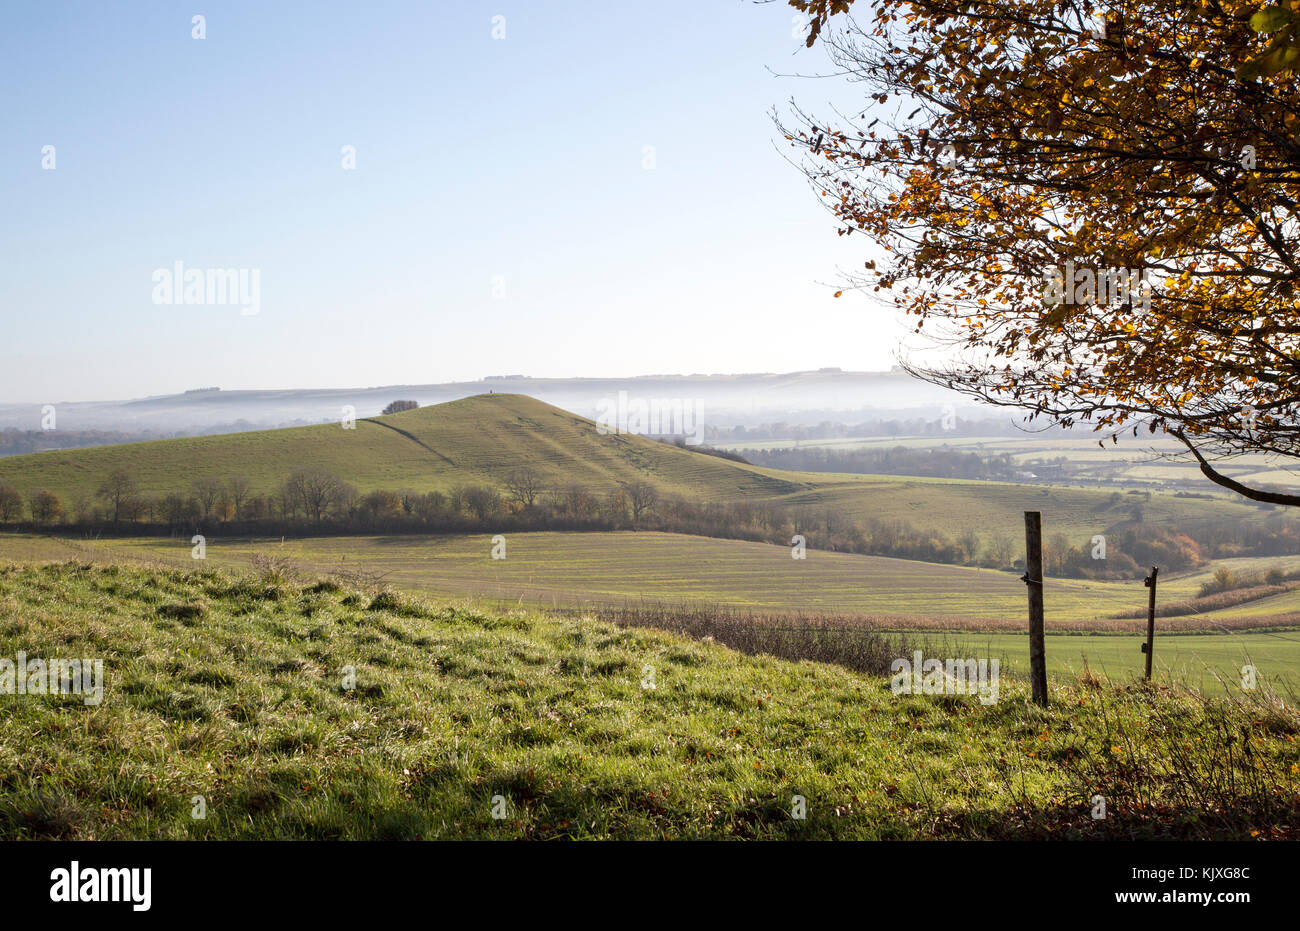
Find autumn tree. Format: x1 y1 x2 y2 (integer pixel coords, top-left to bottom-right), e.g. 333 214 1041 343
28 489 62 525
785 0 1300 505
461 485 503 522
360 488 403 520
0 480 22 522
226 475 252 520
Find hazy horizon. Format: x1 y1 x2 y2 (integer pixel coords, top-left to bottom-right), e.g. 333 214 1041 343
2 1 900 403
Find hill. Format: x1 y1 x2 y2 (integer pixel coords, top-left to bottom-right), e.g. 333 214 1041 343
0 561 1295 839
0 394 803 505
0 393 1283 548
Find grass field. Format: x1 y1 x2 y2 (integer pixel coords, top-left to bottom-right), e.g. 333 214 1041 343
6 531 1298 690
719 433 1300 492
1 561 1296 839
18 530 1299 623
0 393 1285 547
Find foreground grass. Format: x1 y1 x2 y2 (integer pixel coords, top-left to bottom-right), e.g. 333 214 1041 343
0 561 1297 840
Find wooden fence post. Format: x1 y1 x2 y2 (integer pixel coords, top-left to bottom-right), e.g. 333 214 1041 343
1142 566 1159 681
1023 510 1048 707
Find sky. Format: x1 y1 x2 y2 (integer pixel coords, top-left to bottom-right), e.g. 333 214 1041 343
0 0 901 403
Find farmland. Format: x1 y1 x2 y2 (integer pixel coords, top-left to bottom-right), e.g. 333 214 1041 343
6 530 1298 690
2 393 1297 693
719 432 1300 492
0 394 1287 551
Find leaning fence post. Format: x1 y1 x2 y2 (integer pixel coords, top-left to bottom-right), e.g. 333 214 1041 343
1141 566 1159 681
1022 510 1048 707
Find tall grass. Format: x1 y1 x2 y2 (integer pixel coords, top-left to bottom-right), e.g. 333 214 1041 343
588 603 992 676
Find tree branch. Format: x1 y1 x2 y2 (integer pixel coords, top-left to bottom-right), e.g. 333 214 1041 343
1171 430 1300 507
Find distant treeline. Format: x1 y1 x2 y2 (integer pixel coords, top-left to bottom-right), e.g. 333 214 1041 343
736 445 1046 481
0 429 169 457
5 467 1298 579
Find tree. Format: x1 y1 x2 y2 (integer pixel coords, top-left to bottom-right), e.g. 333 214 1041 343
412 490 448 523
0 481 22 522
1238 5 1300 80
162 492 199 527
96 469 137 525
285 468 347 524
138 491 162 523
785 0 1300 506
559 483 598 519
461 485 503 522
382 400 419 415
226 475 251 520
503 467 544 508
361 489 403 520
624 481 659 521
28 489 62 525
191 477 224 520
70 491 92 524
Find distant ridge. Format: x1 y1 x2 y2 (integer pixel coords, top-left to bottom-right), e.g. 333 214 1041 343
0 370 979 433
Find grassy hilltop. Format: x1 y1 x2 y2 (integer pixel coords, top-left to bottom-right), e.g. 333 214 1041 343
0 561 1296 840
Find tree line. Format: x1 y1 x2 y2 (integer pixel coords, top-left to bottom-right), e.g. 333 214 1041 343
5 466 1297 578
736 445 1037 481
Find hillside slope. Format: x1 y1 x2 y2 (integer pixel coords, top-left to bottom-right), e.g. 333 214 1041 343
0 392 1278 544
0 394 803 504
0 561 1294 839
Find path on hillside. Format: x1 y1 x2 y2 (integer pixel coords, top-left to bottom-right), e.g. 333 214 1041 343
360 418 457 465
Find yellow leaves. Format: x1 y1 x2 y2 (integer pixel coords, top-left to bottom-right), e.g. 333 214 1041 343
833 290 844 298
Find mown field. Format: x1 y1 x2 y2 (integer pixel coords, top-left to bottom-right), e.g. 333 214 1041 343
719 433 1300 492
0 393 1282 547
6 531 1298 690
0 561 1296 840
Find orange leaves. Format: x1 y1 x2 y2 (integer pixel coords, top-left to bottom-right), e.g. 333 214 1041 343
782 0 1300 467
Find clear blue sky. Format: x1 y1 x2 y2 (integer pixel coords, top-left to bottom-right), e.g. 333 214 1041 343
1 0 898 402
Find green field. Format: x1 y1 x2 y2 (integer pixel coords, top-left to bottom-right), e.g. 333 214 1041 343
19 530 1299 623
0 393 1283 547
7 531 1298 690
719 432 1300 492
0 561 1295 840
